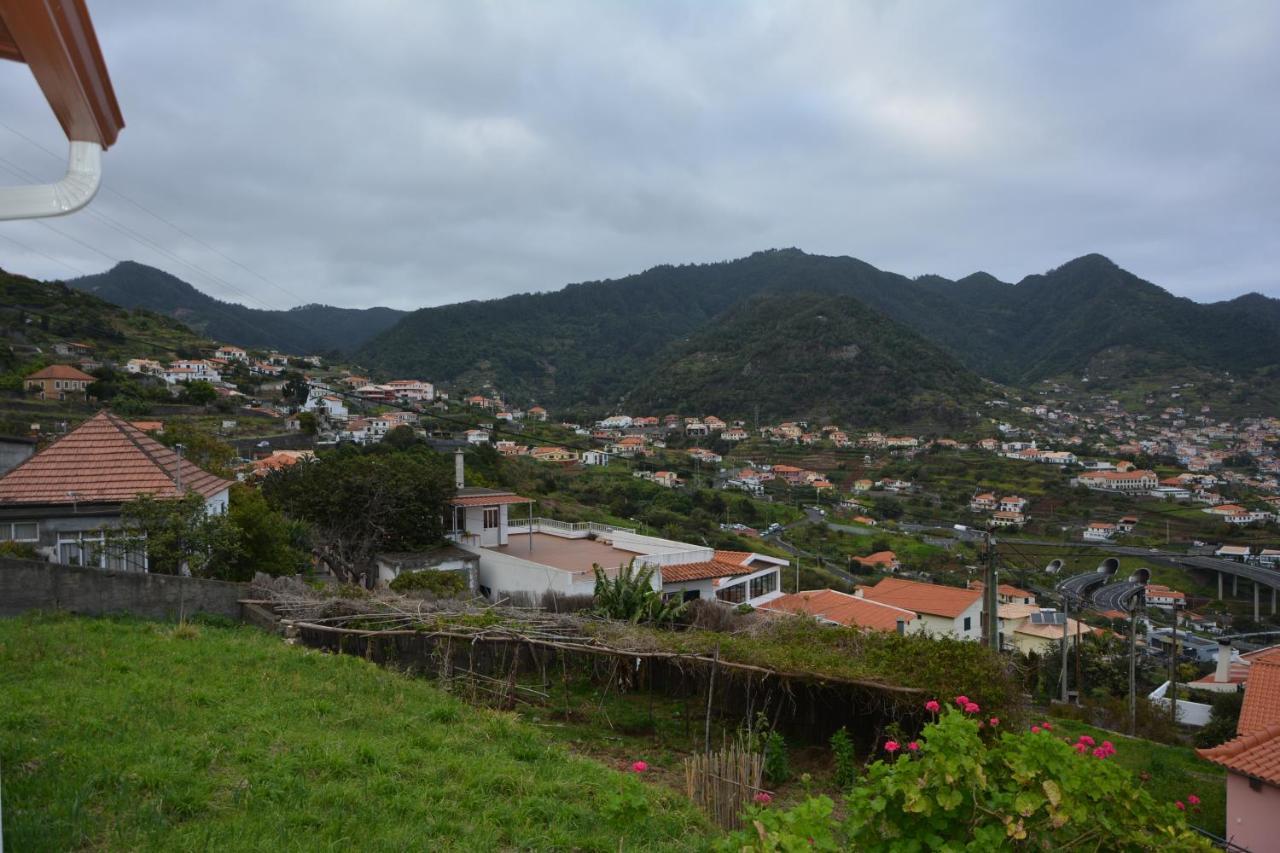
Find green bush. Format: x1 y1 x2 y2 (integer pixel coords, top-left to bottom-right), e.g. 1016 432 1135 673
0 541 39 560
830 727 857 791
722 707 1212 851
763 730 790 786
389 569 468 597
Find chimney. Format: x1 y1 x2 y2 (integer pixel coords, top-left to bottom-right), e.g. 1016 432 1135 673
896 618 906 636
1214 639 1233 684
454 448 465 490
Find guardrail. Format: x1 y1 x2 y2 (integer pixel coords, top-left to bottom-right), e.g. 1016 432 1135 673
506 517 636 536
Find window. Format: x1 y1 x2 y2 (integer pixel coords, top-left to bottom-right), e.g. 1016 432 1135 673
749 572 778 600
963 616 972 632
0 521 39 541
716 583 747 604
483 508 500 529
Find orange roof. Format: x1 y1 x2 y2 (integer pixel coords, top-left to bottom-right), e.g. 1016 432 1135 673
854 550 897 567
971 581 1036 600
1239 648 1280 735
764 589 916 632
0 411 231 505
862 577 981 619
1199 722 1280 785
713 550 754 566
449 492 533 507
27 364 94 381
661 559 758 584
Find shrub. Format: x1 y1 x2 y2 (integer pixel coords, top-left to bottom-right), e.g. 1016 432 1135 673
389 569 468 597
830 727 857 791
593 559 687 624
763 730 790 786
0 541 39 560
723 705 1211 851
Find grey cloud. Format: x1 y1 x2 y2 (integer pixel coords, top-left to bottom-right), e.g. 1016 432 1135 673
0 0 1276 310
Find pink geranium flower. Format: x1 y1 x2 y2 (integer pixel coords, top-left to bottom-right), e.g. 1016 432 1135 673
1092 747 1108 759
1187 794 1200 806
885 740 900 753
955 695 969 706
1031 725 1041 734
964 702 980 714
1078 735 1095 747
1074 742 1088 754
1040 722 1053 730
925 700 941 713
753 791 773 805
907 741 920 752
631 761 648 772
1175 801 1185 811
989 717 1000 727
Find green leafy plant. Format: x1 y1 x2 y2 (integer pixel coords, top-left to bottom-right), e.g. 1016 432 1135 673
592 559 688 624
722 704 1212 851
830 727 857 791
762 730 790 786
389 569 468 597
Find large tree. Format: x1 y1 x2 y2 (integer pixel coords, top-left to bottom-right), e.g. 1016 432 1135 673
261 445 455 585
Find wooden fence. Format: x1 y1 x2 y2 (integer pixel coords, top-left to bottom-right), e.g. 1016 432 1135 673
683 744 766 830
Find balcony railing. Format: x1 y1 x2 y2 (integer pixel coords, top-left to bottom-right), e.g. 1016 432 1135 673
506 517 635 537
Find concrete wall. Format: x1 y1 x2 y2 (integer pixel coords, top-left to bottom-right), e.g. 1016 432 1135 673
0 557 246 621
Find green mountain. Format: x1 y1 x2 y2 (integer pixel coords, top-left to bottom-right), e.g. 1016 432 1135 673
357 249 1280 412
625 291 987 428
0 266 212 379
68 262 405 355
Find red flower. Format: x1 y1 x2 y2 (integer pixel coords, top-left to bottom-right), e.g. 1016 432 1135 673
1187 794 1200 806
1031 726 1042 734
989 717 1000 727
753 791 773 805
907 741 920 752
925 700 941 713
1040 721 1053 730
884 740 900 753
1078 735 1095 747
964 702 980 714
631 761 648 773
1074 742 1088 754
955 695 970 706
1175 801 1185 811
1092 747 1108 759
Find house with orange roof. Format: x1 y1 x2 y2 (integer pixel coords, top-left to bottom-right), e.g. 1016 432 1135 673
968 581 1037 606
852 550 899 571
762 589 920 634
859 578 984 640
969 492 998 512
0 412 233 569
1199 648 1280 850
24 364 95 400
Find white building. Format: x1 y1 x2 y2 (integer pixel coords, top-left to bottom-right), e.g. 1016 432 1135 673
857 578 984 641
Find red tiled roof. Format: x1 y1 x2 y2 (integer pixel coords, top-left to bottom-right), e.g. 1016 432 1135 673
1199 722 1280 785
449 493 533 507
26 364 94 381
763 589 916 632
713 550 754 566
661 559 756 584
862 577 981 619
853 550 897 568
0 411 232 505
1238 648 1280 735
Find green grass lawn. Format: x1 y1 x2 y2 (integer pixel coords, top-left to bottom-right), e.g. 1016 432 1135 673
1047 717 1226 836
0 614 709 851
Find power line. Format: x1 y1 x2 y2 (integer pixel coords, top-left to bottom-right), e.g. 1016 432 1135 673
0 231 89 277
0 120 310 308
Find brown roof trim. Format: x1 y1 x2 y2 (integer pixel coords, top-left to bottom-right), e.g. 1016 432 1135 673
0 0 124 147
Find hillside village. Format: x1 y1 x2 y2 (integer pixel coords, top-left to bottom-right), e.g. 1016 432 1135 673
4 3 1280 846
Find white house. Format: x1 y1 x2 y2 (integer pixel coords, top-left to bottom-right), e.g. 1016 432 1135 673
214 345 247 362
1083 522 1117 542
582 450 611 466
858 577 984 640
464 429 490 445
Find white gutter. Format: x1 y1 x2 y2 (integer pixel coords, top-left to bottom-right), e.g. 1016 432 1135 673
0 140 102 221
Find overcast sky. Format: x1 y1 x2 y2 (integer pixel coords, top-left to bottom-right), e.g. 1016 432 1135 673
0 1 1276 311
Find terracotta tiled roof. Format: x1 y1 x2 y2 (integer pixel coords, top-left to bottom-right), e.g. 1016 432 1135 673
853 550 897 568
1198 722 1280 785
448 493 533 507
763 589 916 632
1238 648 1280 735
661 559 756 584
0 411 232 505
26 364 94 381
862 577 981 619
713 550 754 566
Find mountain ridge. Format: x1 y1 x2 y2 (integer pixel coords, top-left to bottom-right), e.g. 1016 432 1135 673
67 261 406 355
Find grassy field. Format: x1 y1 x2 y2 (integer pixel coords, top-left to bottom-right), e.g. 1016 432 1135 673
1047 717 1226 837
0 614 708 851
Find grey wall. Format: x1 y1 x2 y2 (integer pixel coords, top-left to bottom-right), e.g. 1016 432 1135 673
0 557 246 621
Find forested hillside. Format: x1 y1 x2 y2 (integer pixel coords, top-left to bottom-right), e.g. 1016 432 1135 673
625 292 988 427
357 249 1280 409
69 262 404 355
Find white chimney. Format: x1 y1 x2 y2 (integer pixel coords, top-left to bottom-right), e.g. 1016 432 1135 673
454 448 465 489
1214 639 1233 684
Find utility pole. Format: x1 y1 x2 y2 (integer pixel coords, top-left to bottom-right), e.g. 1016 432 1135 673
984 529 1000 651
1061 595 1070 704
1129 589 1144 737
1170 600 1180 725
